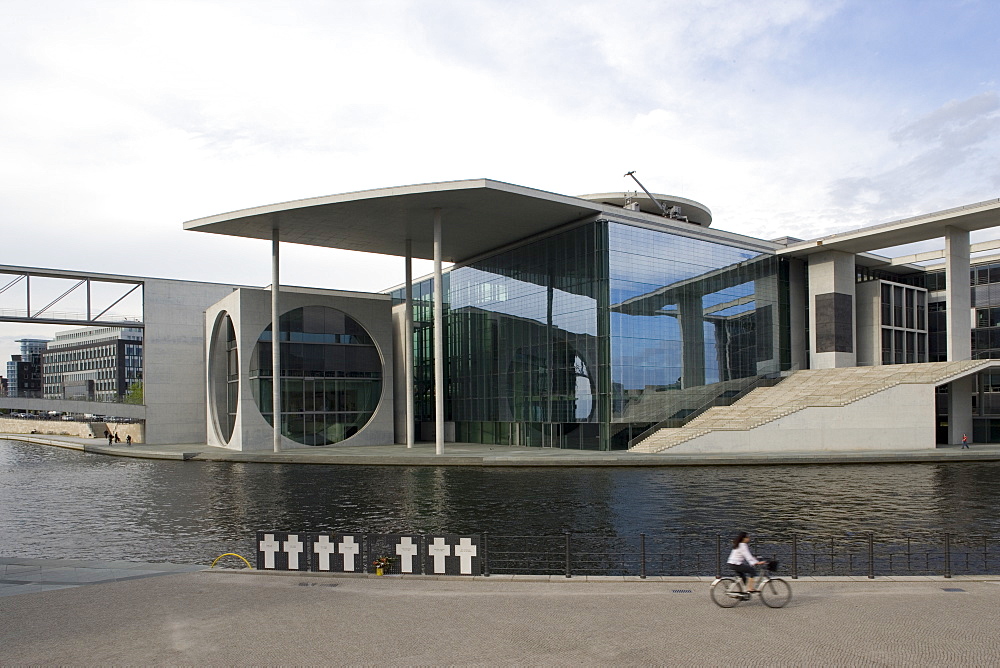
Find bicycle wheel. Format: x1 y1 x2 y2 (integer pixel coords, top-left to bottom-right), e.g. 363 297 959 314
759 578 791 608
710 577 744 608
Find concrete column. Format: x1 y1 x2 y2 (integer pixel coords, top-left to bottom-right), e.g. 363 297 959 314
807 250 856 369
945 226 971 361
405 239 415 449
433 209 444 456
271 228 281 453
945 226 973 444
678 289 705 388
788 259 807 370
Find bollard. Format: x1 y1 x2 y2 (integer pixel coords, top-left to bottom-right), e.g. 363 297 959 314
867 532 874 579
944 533 952 579
483 533 490 577
792 535 798 579
716 535 722 579
640 533 647 579
565 532 572 578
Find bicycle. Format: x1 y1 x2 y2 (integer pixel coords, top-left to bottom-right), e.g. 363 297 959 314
710 561 791 608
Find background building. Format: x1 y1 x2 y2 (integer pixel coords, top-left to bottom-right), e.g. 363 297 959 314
42 326 143 402
5 339 48 398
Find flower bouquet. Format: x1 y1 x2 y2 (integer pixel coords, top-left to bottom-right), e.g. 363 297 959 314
372 556 394 574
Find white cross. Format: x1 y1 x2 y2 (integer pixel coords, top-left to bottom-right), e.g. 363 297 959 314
454 537 478 575
283 534 304 570
259 533 280 569
395 537 419 573
428 537 451 574
339 535 360 571
314 534 336 571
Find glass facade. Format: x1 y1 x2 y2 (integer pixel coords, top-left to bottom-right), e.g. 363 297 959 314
395 219 789 450
250 306 382 446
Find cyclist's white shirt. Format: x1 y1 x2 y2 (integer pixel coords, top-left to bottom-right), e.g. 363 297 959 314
727 542 758 566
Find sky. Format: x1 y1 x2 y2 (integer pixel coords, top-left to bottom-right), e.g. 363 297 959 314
2 0 1000 363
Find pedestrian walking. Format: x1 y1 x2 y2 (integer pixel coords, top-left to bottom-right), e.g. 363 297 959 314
962 433 970 449
107 432 114 446
126 434 132 446
114 431 120 443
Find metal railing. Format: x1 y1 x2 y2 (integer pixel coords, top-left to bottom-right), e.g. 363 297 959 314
479 532 999 578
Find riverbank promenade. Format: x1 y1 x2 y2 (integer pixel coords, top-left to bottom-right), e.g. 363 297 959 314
2 557 999 665
5 432 1000 466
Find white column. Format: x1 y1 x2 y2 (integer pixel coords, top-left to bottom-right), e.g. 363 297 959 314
433 208 445 456
945 226 972 361
405 238 415 448
945 226 973 445
271 228 282 453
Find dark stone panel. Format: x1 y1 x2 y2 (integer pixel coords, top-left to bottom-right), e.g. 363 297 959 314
815 292 853 353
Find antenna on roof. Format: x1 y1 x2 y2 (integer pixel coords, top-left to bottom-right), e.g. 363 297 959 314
624 171 671 217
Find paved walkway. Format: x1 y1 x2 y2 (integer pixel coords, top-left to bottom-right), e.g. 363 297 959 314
2 559 999 665
5 433 1000 466
0 557 204 598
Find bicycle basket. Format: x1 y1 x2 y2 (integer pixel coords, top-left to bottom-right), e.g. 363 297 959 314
767 558 780 573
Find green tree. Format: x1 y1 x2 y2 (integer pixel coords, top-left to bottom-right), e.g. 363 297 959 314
124 381 144 405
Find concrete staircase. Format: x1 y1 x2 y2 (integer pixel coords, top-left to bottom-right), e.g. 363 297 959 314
629 360 993 454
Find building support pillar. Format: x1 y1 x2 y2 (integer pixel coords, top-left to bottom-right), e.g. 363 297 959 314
271 227 282 453
433 208 445 455
807 250 856 369
405 238 415 449
945 226 973 444
678 289 705 388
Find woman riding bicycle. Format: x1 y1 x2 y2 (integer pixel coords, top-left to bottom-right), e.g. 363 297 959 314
727 532 765 592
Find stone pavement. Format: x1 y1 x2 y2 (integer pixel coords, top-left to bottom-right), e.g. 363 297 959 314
6 433 1000 466
1 561 999 665
0 557 205 597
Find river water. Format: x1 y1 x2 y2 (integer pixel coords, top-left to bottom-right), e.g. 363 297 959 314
2 439 998 573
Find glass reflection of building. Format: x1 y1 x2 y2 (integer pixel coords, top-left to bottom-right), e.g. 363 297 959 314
392 220 790 450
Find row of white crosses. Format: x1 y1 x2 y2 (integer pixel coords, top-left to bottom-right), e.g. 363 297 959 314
257 533 478 574
258 533 306 569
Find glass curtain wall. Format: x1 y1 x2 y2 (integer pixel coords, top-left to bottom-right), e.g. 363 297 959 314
607 223 788 447
394 219 788 450
395 223 606 449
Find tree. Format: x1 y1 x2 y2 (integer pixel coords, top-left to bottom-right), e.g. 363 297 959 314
124 381 144 405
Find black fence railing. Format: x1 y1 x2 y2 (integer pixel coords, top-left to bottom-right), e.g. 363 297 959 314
479 532 999 578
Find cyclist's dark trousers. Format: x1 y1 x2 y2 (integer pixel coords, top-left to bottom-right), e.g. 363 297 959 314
730 563 757 583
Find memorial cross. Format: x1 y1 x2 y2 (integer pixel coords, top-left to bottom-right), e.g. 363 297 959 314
314 534 336 571
283 534 304 569
339 535 360 571
395 536 419 573
428 536 451 573
454 537 478 575
259 533 280 569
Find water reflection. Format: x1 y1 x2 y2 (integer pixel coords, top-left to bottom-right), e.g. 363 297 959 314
1 440 998 565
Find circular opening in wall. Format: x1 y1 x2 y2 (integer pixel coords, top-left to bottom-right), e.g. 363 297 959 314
209 313 238 443
250 306 382 446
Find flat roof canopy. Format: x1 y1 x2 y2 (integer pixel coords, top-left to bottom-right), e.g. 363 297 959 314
184 179 618 264
778 198 1000 258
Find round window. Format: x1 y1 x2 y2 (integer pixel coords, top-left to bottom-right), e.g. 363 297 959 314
250 306 382 445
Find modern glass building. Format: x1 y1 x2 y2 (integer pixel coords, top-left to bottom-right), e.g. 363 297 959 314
182 179 1000 453
392 218 789 450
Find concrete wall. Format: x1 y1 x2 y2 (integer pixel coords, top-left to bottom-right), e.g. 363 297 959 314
143 278 240 445
0 417 144 442
666 383 936 454
205 287 394 451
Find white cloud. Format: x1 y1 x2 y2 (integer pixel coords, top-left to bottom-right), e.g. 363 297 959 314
2 0 1000 363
